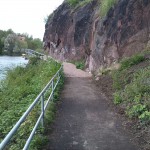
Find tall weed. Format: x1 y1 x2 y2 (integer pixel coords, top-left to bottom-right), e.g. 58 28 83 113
0 58 61 149
113 61 150 123
100 0 118 17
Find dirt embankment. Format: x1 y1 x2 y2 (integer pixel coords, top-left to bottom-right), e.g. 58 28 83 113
94 59 150 150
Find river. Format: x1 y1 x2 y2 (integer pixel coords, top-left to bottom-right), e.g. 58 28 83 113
0 56 28 80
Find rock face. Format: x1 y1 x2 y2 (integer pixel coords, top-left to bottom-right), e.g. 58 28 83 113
43 0 150 72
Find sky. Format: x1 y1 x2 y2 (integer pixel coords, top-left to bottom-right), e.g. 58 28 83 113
0 0 64 40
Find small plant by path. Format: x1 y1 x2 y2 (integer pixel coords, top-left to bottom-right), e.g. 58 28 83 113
112 52 150 124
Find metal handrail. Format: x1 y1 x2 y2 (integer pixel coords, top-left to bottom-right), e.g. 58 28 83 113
0 65 63 150
25 49 45 56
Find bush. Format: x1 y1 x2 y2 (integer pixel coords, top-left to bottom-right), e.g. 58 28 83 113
70 60 85 70
28 56 40 65
139 111 150 123
113 92 122 104
100 0 118 17
112 63 150 121
30 70 64 149
0 58 61 149
67 0 80 6
67 0 92 7
75 61 85 70
120 54 145 70
127 104 147 118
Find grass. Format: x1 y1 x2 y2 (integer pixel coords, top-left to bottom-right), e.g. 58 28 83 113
100 0 118 17
112 51 150 124
70 59 85 70
0 57 63 149
66 0 80 7
66 0 92 8
119 54 145 70
30 70 65 150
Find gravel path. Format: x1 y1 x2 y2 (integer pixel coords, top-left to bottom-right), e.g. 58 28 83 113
46 63 138 150
63 62 92 78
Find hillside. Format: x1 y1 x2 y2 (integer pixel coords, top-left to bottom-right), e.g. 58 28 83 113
94 50 150 150
43 0 150 73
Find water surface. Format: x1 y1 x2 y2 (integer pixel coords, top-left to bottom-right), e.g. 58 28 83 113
0 56 28 80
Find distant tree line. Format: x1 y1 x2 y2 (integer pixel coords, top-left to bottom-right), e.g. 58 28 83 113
0 29 43 56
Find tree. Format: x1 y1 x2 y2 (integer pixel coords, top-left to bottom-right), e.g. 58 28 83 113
0 29 14 55
4 34 17 55
0 30 6 54
15 40 28 53
32 38 43 50
6 29 14 35
0 38 4 55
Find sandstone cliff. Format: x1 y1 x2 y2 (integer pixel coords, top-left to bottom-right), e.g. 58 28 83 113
43 0 150 72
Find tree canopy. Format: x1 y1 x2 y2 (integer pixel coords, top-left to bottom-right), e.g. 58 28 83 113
0 29 43 55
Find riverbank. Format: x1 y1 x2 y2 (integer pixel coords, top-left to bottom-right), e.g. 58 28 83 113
0 56 28 80
0 58 61 149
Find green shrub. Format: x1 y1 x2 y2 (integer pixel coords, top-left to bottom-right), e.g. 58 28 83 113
28 56 40 65
113 92 122 104
70 59 85 70
67 0 92 7
67 0 80 6
75 61 85 70
120 54 145 70
112 50 150 121
0 58 61 149
30 70 64 149
127 104 147 118
100 0 118 17
139 111 150 123
77 0 92 7
112 63 150 120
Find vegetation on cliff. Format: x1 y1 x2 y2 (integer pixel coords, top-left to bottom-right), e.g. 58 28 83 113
66 0 92 7
0 58 62 149
65 0 118 16
100 0 118 16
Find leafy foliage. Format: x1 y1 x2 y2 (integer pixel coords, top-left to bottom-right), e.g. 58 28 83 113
100 0 118 17
67 0 80 6
112 51 150 123
70 59 85 70
0 58 61 149
30 69 64 150
119 54 145 70
0 29 43 55
0 29 14 55
66 0 92 7
4 34 17 55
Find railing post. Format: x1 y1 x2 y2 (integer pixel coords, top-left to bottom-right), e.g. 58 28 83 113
41 93 44 127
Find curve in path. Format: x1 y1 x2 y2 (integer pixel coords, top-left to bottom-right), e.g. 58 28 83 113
63 62 92 78
47 62 138 150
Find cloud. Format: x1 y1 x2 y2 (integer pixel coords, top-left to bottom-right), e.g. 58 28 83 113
0 0 64 39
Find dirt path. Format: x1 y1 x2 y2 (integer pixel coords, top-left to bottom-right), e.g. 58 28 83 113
47 62 138 150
